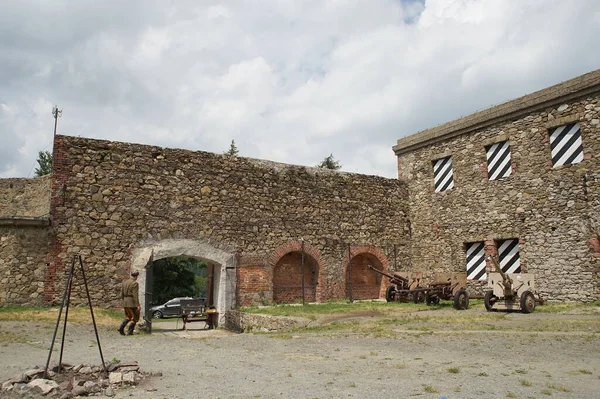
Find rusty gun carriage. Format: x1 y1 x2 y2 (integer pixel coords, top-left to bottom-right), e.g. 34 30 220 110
421 272 469 310
367 265 422 303
484 255 538 313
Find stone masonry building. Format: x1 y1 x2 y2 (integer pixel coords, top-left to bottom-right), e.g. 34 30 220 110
394 69 600 302
1 69 599 326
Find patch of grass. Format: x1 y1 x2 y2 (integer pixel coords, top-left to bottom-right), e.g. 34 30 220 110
349 383 356 388
546 384 569 392
359 355 367 359
506 392 517 398
578 369 592 375
270 333 293 340
540 388 552 395
369 352 377 356
394 363 407 369
0 307 123 326
516 369 528 374
448 367 460 374
478 372 488 377
0 330 29 344
520 379 532 387
423 385 438 393
287 373 292 377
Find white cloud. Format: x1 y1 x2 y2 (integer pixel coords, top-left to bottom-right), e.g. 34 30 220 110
1 0 599 178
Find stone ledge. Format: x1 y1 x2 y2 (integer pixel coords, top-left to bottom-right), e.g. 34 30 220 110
0 217 50 227
394 69 600 155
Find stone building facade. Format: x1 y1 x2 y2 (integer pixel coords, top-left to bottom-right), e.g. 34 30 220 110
0 135 410 325
394 69 600 301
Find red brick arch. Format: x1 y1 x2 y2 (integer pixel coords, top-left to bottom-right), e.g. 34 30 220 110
268 241 324 303
343 245 391 300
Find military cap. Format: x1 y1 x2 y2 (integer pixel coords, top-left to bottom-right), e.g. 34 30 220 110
131 271 140 276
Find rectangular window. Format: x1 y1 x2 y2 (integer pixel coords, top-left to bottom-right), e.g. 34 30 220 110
465 242 486 280
433 156 454 192
549 122 583 167
486 141 512 180
496 238 521 274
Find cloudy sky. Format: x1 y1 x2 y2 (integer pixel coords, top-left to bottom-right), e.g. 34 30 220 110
1 0 599 178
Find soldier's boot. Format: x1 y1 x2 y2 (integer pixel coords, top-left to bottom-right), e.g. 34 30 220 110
127 322 136 336
117 320 128 336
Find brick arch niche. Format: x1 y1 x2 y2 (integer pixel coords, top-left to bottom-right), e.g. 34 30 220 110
346 252 387 300
273 252 319 304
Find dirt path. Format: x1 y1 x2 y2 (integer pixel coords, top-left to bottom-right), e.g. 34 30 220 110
1 309 599 399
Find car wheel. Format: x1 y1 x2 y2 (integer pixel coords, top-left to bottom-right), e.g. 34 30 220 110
152 310 163 319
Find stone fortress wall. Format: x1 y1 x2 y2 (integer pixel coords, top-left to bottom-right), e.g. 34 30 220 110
1 135 409 310
394 69 600 301
0 176 51 305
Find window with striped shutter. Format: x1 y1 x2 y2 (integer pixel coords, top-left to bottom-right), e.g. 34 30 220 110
486 141 512 180
465 242 486 280
497 239 521 274
433 156 454 192
549 122 584 167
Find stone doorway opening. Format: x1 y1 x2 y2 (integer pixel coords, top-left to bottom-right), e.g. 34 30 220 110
346 253 384 300
273 251 319 304
131 239 236 332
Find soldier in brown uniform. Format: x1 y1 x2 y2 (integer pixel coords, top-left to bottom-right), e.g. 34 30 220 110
118 271 141 335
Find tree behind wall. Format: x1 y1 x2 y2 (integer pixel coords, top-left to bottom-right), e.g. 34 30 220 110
34 150 53 177
151 256 207 304
224 140 239 156
316 153 342 170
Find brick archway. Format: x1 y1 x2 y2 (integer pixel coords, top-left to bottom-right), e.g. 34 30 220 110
268 241 324 303
343 245 391 300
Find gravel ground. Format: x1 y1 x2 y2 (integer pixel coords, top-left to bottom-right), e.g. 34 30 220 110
1 309 599 399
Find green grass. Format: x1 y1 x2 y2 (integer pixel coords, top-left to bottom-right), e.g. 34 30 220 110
0 306 123 326
423 385 438 393
520 379 532 387
448 367 460 374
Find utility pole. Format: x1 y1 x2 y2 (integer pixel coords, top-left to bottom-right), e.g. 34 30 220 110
52 105 62 140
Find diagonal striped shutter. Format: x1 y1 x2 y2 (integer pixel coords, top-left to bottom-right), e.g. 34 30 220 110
497 239 520 274
549 122 584 167
433 156 454 192
466 242 486 280
486 141 512 180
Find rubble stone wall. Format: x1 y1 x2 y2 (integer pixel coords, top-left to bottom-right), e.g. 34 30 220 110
0 175 50 217
37 135 409 308
395 75 600 301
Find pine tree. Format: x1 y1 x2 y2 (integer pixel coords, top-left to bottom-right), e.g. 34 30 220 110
316 153 342 170
224 140 239 156
34 150 53 177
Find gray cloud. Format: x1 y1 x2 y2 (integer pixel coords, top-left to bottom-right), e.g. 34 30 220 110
1 0 598 178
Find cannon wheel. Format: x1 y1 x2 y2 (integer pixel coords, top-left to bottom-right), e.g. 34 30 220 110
385 285 396 302
484 290 497 312
425 292 440 306
453 289 469 310
411 291 425 304
520 291 536 314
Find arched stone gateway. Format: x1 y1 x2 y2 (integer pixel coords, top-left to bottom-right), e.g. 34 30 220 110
345 246 390 300
130 239 236 328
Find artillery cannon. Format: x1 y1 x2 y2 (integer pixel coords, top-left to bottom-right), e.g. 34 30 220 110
367 265 422 303
421 272 469 310
484 255 536 313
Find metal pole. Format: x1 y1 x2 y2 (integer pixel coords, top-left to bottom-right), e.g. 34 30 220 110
52 106 62 140
44 255 76 378
394 244 398 271
58 259 75 373
78 255 107 376
348 245 353 303
301 241 305 305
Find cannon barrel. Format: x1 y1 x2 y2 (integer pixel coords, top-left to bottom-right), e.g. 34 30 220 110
367 264 395 279
486 254 514 296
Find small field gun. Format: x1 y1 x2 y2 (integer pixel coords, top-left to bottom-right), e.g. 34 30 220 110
484 255 536 313
367 265 421 303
